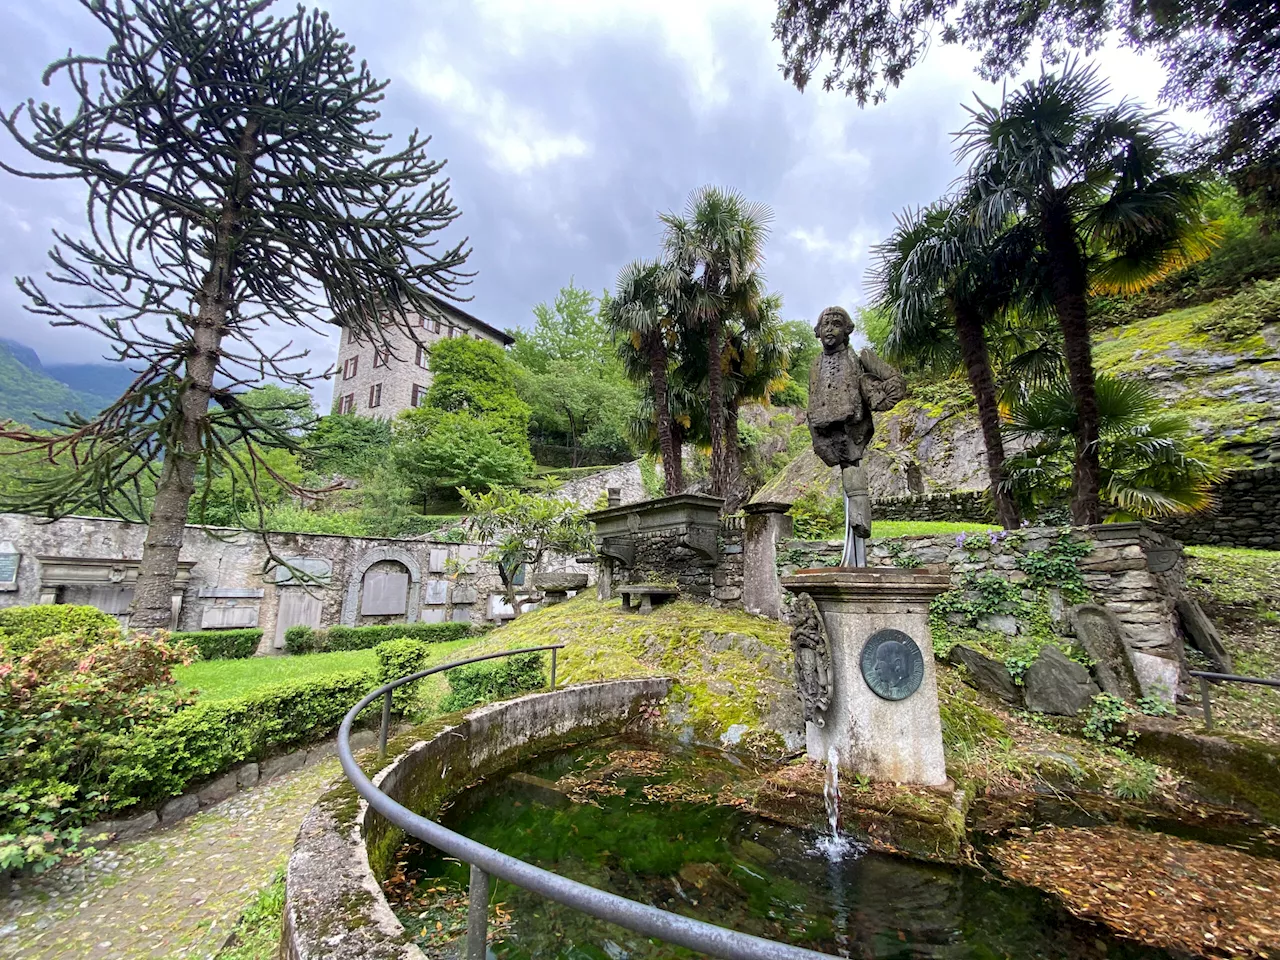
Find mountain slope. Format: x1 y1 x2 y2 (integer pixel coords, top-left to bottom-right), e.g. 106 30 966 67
0 340 117 425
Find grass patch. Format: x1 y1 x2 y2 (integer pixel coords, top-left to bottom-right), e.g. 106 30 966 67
872 519 999 538
452 594 794 741
216 870 285 960
1185 546 1280 742
176 636 484 701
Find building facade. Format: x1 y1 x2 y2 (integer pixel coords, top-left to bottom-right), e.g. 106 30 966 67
331 295 514 418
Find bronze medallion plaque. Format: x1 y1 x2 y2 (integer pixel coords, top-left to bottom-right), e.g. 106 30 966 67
860 628 925 701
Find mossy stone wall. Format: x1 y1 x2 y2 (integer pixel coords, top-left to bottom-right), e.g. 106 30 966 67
1149 465 1280 549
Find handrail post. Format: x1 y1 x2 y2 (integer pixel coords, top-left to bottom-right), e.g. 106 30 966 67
379 689 392 758
1199 675 1213 730
550 647 558 691
466 863 490 960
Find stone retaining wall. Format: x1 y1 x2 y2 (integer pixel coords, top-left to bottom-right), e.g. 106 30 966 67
0 513 588 651
872 490 995 523
1148 465 1280 549
283 678 672 960
770 523 1186 665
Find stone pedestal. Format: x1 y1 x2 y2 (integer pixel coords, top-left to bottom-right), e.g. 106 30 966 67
742 501 792 620
781 569 951 786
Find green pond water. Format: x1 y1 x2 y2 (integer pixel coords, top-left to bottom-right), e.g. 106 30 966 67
393 736 1172 959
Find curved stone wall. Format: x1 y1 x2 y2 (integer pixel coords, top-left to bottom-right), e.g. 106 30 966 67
282 677 673 960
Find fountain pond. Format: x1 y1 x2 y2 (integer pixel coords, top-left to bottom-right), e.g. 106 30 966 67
387 735 1173 959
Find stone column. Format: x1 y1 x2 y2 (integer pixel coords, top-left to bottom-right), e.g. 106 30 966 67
597 557 614 601
742 501 792 620
781 569 951 786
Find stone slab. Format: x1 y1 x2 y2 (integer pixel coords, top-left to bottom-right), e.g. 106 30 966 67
1176 597 1233 673
1070 604 1142 700
89 810 158 841
236 762 260 789
261 750 306 781
1024 647 1099 716
197 771 239 807
947 644 1022 705
160 794 200 823
1129 651 1181 703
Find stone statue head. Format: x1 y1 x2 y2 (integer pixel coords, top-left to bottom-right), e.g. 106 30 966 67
814 306 854 353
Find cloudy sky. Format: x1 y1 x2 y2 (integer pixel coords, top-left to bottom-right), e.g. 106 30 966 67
0 0 1206 404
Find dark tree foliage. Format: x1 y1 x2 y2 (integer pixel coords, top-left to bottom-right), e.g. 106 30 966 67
0 0 469 627
774 0 1280 213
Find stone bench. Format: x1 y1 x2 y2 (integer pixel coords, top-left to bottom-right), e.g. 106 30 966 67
618 583 680 614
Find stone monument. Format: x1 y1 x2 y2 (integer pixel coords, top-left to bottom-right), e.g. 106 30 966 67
784 306 949 786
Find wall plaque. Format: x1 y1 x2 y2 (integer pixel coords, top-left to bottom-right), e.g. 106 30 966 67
0 541 19 591
860 628 924 701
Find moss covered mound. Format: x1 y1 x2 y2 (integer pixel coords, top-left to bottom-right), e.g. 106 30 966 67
461 595 802 751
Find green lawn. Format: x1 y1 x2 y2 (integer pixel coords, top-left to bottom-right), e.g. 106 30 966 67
871 519 999 538
176 636 485 702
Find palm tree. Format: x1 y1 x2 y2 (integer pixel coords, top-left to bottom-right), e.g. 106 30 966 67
660 187 772 499
958 62 1217 525
873 201 1031 529
1003 376 1227 520
604 260 682 495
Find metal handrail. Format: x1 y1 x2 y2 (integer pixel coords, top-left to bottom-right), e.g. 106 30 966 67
1188 669 1280 730
338 646 836 960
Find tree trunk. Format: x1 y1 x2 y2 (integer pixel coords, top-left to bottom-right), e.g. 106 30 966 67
1043 204 1102 526
646 331 682 495
707 311 725 498
130 122 256 629
953 301 1020 529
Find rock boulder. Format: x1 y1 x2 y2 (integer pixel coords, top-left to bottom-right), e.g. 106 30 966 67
1024 646 1100 716
947 644 1023 706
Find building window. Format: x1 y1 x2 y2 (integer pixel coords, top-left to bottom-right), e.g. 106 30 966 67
411 384 427 407
368 383 382 408
415 344 429 368
474 334 483 341
342 356 358 380
373 349 388 368
432 317 441 333
337 393 355 414
446 325 454 339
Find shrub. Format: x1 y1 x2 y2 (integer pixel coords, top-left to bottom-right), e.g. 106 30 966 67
285 621 470 655
171 628 261 660
438 652 545 713
100 670 375 810
788 483 843 540
375 638 434 713
1 629 193 873
1193 277 1280 340
0 604 118 656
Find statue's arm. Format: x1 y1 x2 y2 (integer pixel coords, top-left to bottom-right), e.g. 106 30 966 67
858 347 900 381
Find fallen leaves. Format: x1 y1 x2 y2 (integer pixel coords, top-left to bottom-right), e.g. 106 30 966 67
993 825 1280 959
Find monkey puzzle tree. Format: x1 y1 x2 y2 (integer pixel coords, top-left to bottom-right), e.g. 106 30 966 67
0 0 469 628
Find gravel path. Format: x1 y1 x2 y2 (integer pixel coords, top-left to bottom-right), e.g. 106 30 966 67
0 757 340 960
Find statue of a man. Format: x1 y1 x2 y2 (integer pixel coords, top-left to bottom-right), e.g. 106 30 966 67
807 306 907 566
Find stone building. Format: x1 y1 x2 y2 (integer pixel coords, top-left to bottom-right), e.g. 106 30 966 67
331 295 514 418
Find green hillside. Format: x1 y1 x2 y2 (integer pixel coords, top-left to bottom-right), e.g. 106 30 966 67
0 340 116 426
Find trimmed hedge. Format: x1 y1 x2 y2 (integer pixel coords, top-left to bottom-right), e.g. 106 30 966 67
101 670 376 810
285 621 470 655
438 652 546 713
0 604 118 656
375 638 435 713
171 628 261 660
